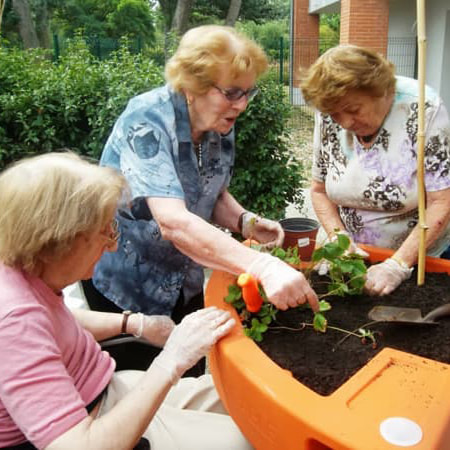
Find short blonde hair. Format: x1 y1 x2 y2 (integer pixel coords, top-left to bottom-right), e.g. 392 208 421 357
165 25 268 94
299 45 396 113
0 152 127 272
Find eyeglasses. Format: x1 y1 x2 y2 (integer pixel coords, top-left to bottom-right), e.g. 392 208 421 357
214 85 259 102
103 218 120 244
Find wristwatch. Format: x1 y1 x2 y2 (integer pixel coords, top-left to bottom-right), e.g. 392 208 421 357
121 310 133 334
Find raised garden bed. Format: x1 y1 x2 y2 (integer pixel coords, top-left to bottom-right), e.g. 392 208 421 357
258 270 450 396
205 245 450 450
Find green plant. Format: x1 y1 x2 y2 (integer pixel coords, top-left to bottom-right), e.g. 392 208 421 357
0 36 163 168
224 234 369 342
0 42 302 222
269 246 301 266
269 318 379 349
224 282 277 342
231 75 306 220
225 277 328 341
311 233 367 298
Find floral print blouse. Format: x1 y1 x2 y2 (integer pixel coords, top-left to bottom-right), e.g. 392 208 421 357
312 76 450 256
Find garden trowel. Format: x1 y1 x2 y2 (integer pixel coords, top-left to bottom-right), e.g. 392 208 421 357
368 303 450 325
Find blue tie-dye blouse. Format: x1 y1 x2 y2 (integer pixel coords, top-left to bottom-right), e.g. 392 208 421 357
92 85 235 315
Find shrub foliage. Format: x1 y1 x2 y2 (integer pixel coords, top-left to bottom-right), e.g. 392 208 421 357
232 75 305 218
0 39 305 217
0 37 163 165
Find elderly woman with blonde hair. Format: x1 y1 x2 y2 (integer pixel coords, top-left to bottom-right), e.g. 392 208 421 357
83 24 319 371
0 152 251 449
300 44 450 296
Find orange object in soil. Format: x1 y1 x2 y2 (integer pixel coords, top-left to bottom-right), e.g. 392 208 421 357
205 245 450 450
237 273 263 313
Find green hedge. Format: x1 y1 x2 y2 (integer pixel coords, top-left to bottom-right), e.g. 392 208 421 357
0 39 305 218
232 74 305 219
0 38 163 165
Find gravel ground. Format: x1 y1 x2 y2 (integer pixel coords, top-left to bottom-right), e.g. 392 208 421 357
284 116 327 243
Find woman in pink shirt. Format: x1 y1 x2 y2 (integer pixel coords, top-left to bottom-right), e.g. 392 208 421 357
0 152 249 450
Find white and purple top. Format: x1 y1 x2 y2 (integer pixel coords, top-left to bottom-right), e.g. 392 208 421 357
312 76 450 256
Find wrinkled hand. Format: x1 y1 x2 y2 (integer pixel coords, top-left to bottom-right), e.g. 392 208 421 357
247 253 319 312
152 307 235 384
365 258 413 296
314 232 369 276
241 212 284 249
141 315 175 348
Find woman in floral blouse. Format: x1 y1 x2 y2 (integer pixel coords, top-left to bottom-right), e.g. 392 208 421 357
300 44 450 296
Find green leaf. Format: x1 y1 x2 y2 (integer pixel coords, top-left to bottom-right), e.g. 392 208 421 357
313 313 328 333
337 233 351 250
318 300 332 312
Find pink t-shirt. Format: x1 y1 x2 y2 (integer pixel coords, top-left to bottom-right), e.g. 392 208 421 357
0 263 115 448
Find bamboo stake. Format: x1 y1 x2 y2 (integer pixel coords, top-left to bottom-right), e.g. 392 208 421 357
0 0 6 38
416 0 427 285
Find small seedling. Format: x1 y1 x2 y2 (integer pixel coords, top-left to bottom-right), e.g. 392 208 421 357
225 282 278 342
311 233 367 298
331 323 382 351
270 246 301 266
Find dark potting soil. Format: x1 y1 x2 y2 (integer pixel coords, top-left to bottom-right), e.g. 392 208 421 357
257 270 450 396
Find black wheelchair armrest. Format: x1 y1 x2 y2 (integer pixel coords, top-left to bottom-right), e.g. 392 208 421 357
99 334 154 349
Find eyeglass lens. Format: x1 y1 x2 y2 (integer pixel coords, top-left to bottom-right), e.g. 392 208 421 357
216 86 259 102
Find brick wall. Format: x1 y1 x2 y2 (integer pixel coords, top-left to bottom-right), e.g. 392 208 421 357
340 0 390 55
292 0 320 86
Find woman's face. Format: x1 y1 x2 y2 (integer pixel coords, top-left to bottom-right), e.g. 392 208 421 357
187 67 257 137
74 218 119 280
328 90 393 137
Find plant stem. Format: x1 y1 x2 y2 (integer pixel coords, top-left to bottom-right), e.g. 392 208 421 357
332 321 379 351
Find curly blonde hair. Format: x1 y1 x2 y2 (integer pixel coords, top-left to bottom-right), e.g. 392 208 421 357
0 152 127 272
165 25 268 94
299 45 396 113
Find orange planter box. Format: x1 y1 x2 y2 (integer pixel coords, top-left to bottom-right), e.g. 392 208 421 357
205 245 450 449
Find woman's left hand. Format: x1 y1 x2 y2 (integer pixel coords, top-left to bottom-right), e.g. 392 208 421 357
364 258 413 296
139 315 176 348
241 212 284 249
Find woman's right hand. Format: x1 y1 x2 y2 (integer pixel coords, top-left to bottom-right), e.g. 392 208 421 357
247 254 319 312
152 307 235 383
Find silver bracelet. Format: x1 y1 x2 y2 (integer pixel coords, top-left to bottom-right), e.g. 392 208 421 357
133 312 145 338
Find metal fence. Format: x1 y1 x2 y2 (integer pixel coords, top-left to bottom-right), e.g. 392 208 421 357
52 34 145 61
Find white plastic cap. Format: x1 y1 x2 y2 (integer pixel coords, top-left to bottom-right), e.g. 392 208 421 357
379 417 423 447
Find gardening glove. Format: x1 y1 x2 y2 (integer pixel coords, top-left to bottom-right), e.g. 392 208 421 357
247 253 320 312
241 212 284 249
152 307 235 384
314 231 369 276
140 315 175 348
364 258 413 296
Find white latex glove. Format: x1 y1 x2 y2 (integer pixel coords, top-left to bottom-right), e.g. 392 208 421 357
141 315 175 348
247 253 319 312
364 258 413 296
152 307 235 384
241 212 284 249
314 231 369 276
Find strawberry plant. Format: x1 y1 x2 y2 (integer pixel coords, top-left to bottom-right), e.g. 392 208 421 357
270 245 301 265
225 282 277 342
225 276 329 341
224 232 369 343
310 233 367 297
